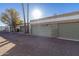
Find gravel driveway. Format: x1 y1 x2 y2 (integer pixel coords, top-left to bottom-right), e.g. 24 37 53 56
0 32 79 56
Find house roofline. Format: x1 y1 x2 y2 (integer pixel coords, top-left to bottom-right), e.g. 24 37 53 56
30 11 79 22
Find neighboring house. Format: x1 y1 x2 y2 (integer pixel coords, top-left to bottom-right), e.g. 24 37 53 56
5 26 10 32
30 11 79 41
0 26 10 32
19 24 27 32
0 26 5 31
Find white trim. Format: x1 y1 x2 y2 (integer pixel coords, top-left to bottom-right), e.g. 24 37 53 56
57 37 79 41
30 14 79 24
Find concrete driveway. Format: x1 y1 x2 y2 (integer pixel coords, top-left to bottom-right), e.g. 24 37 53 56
0 32 79 56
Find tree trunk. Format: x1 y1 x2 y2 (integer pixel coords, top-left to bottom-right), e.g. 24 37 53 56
13 22 16 32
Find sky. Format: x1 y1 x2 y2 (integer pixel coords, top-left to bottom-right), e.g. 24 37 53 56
1 3 79 26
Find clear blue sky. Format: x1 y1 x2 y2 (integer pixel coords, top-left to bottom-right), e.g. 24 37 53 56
1 3 79 26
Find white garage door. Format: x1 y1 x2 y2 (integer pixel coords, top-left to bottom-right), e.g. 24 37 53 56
59 22 79 40
31 24 57 37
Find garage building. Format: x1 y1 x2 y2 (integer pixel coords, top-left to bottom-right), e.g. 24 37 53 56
30 11 79 41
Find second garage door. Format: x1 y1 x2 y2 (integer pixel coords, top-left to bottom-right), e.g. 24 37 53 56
59 22 79 41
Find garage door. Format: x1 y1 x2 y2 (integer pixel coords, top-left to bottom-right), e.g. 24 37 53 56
59 22 79 40
31 24 57 37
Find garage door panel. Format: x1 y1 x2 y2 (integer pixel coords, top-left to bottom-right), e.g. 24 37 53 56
59 23 79 39
31 24 57 37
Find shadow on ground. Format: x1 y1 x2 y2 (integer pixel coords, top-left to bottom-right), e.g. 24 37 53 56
0 32 79 56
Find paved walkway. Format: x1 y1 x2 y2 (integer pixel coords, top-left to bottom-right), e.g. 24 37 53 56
0 32 79 56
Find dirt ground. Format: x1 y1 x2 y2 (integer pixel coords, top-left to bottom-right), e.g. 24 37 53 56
0 32 79 56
